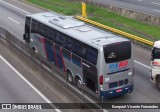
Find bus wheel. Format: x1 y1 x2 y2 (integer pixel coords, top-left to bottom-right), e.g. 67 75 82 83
76 77 82 90
67 72 73 84
156 78 160 90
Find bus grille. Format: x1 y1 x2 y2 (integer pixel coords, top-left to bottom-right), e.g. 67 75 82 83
109 79 128 89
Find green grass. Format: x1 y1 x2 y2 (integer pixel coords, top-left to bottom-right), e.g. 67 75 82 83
26 0 160 41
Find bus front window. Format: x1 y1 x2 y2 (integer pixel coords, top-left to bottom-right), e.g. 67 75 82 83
152 48 160 59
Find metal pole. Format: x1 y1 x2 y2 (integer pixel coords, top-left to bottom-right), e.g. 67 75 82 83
82 2 87 18
101 95 104 112
81 82 84 112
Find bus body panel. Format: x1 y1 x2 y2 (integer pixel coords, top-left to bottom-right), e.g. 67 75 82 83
30 32 84 80
30 32 100 94
30 33 46 58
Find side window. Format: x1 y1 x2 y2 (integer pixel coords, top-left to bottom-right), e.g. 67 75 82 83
153 48 160 59
56 32 66 47
76 42 85 57
46 27 56 41
61 34 67 48
79 43 87 58
72 54 81 67
75 42 82 56
65 37 72 51
86 47 98 65
24 17 31 43
71 39 77 53
62 48 71 61
38 23 46 36
31 20 38 33
71 40 87 58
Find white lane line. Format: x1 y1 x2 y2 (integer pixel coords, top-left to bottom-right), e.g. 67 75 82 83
8 17 20 24
137 0 143 1
0 55 61 112
152 9 160 13
0 33 6 38
134 60 151 69
151 2 160 6
0 0 31 14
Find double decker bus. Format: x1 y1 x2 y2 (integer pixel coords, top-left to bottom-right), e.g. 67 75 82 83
23 12 134 99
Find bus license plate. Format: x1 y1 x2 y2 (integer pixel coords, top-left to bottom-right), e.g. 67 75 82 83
116 89 122 93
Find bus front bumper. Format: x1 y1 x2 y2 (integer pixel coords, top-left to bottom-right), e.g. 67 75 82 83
100 84 134 99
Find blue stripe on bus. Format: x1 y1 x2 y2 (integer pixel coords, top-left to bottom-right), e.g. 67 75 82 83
100 84 133 99
45 40 55 63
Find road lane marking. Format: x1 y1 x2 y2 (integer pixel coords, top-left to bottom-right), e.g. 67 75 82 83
0 55 61 112
0 33 6 38
152 9 160 13
134 60 151 69
137 0 143 1
8 17 20 24
151 2 160 6
0 0 31 14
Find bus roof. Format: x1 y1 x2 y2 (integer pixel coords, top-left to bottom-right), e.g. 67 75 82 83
27 12 129 48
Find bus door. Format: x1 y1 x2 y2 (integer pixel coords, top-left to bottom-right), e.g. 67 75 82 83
24 17 31 43
82 60 98 92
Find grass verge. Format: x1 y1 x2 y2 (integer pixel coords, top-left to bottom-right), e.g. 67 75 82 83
25 0 160 41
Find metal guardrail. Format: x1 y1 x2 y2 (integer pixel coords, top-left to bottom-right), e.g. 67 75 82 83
76 16 154 46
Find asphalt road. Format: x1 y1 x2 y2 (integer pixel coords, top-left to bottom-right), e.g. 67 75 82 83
0 0 159 112
0 0 45 41
90 0 160 16
0 56 45 103
0 56 57 112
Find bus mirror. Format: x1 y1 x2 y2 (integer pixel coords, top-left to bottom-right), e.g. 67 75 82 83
23 34 26 40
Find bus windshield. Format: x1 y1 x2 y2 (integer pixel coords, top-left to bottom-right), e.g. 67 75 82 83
152 48 160 59
103 41 131 63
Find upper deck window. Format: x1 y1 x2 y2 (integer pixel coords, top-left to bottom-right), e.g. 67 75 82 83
152 47 160 59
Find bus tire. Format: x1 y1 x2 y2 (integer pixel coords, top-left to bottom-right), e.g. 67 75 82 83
67 71 73 84
76 77 82 90
33 46 36 51
156 78 160 90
